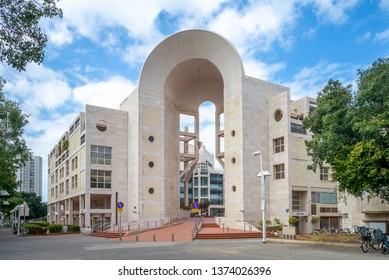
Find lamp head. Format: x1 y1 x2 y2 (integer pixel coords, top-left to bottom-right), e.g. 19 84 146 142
252 151 261 156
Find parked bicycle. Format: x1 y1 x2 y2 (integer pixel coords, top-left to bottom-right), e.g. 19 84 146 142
380 234 389 255
359 227 385 253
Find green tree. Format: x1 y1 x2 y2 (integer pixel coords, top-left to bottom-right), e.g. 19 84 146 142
0 0 63 71
303 57 389 201
0 79 30 195
22 192 47 219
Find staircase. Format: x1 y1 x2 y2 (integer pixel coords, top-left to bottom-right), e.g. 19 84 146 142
196 232 262 239
197 222 266 240
90 231 122 238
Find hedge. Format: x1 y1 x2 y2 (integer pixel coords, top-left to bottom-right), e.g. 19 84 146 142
48 224 63 233
24 224 47 234
68 225 80 232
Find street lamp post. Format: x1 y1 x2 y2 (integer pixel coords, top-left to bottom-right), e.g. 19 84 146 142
253 151 271 243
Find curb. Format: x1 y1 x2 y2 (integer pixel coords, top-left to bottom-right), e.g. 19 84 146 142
266 238 359 248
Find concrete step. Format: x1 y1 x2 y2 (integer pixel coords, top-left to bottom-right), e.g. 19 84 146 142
201 223 220 228
90 231 122 238
196 232 263 239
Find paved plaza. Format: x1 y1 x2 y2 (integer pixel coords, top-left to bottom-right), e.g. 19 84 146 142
0 228 388 260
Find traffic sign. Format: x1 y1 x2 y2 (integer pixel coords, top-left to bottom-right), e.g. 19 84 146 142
191 201 199 209
117 202 124 209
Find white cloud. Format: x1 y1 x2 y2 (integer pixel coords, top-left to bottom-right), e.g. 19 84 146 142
2 64 72 115
72 76 136 109
244 60 285 81
43 20 73 46
283 60 357 100
375 29 389 43
207 1 298 55
309 0 360 25
379 0 389 11
356 32 371 44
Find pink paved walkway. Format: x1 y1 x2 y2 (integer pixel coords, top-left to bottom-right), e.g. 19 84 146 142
118 217 255 242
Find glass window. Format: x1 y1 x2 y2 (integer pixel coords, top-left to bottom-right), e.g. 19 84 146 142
292 191 300 211
194 188 198 197
200 188 208 197
273 137 284 153
320 166 329 181
200 177 208 186
91 145 112 165
90 170 112 189
274 164 285 179
291 123 306 134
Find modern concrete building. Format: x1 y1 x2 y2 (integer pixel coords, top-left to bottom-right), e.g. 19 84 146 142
17 155 43 199
339 196 389 234
47 29 388 234
179 145 224 217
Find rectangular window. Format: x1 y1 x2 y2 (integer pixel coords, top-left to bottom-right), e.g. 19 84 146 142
320 167 329 181
80 134 85 145
91 145 112 165
74 175 78 188
321 192 337 204
66 160 69 176
291 123 306 134
200 188 208 197
200 177 208 186
274 164 285 179
292 191 300 211
90 170 111 189
66 179 69 195
194 188 198 197
273 137 284 153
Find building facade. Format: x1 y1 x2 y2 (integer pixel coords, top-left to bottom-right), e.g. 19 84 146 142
47 29 387 233
17 155 43 199
180 145 225 217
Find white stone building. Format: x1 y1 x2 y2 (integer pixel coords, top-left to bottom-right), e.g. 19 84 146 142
47 29 388 234
17 155 43 199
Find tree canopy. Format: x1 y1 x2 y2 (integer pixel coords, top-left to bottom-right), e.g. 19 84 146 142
0 0 62 71
0 79 30 195
303 57 389 202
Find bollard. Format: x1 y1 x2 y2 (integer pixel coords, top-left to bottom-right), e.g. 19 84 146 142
153 234 156 242
172 233 174 242
244 223 246 232
136 235 139 242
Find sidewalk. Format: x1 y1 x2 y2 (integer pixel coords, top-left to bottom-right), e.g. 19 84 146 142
119 218 196 242
119 217 254 242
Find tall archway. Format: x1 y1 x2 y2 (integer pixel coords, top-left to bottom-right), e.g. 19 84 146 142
131 29 246 221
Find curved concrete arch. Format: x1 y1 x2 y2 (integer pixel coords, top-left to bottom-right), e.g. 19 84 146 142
138 29 245 94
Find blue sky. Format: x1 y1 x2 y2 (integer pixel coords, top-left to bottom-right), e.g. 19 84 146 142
1 0 389 201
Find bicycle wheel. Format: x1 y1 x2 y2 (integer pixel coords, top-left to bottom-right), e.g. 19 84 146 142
361 240 370 253
381 244 389 255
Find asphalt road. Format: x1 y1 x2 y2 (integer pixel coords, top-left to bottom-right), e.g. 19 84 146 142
0 228 388 260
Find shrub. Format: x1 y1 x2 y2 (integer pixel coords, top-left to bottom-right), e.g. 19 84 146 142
68 225 80 232
288 217 299 225
48 224 62 233
29 221 50 227
24 224 47 234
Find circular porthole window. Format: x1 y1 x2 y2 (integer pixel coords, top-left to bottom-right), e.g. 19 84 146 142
232 185 237 192
148 188 154 194
231 130 236 137
231 157 236 164
148 136 154 142
96 120 107 131
148 161 154 168
274 109 283 122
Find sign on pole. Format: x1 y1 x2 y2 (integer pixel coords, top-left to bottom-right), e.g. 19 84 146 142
117 202 124 212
